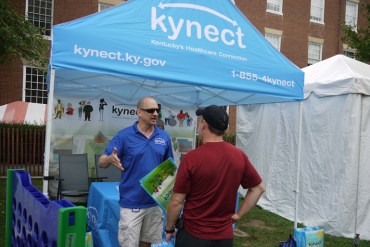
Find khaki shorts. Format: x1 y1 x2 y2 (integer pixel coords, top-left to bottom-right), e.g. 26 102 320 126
118 206 164 247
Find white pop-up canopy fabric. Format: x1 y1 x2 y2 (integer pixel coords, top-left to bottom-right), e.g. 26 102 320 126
45 0 304 195
237 55 370 240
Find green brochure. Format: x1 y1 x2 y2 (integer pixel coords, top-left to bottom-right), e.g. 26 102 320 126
140 158 177 213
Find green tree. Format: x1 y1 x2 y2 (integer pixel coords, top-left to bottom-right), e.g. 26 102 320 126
341 3 370 63
0 0 49 69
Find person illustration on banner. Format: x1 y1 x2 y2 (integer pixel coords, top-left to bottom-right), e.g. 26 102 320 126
83 101 93 121
98 96 174 247
165 105 265 247
165 114 175 126
78 100 85 120
185 112 192 127
66 103 74 119
177 110 185 127
54 99 64 119
99 98 107 121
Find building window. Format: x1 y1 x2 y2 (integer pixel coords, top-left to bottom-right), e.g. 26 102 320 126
343 49 356 59
99 3 114 12
23 66 48 104
265 34 281 51
343 44 356 59
310 0 325 23
308 42 322 65
266 0 283 14
345 1 358 31
26 0 53 37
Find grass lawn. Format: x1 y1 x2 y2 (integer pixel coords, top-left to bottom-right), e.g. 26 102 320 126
233 204 370 247
1 177 370 247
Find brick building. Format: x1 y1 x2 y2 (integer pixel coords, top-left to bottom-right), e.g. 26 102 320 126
1 0 369 134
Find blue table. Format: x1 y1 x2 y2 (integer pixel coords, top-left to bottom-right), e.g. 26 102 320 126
87 182 175 247
87 182 120 247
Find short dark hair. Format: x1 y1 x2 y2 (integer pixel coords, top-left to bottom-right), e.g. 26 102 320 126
207 124 225 136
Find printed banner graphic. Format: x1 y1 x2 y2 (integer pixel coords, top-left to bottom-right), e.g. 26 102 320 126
47 91 196 198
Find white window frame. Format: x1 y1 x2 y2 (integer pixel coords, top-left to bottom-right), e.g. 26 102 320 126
310 0 325 24
98 0 128 11
308 42 323 65
266 0 283 15
99 3 114 12
23 66 48 104
25 0 53 39
345 1 358 31
343 44 356 59
265 33 282 51
343 49 356 59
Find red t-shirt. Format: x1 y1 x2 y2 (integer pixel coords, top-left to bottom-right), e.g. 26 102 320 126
66 107 74 115
173 141 262 240
177 112 185 120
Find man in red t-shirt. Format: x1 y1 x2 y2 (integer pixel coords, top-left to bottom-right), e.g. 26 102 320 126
165 105 265 247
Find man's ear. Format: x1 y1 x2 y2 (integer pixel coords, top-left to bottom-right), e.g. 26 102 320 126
201 120 208 130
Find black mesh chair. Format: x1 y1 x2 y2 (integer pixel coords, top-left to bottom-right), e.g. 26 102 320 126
95 154 121 182
57 153 90 201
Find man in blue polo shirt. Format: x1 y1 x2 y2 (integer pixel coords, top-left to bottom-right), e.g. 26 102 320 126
99 96 173 247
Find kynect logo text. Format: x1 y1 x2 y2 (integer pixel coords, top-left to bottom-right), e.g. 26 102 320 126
151 3 246 49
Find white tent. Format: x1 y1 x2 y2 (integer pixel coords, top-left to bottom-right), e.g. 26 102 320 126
237 55 370 240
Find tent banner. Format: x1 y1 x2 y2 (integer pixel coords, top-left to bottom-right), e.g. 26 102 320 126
47 84 196 197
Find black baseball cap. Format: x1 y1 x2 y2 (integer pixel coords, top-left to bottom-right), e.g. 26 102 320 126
196 105 229 131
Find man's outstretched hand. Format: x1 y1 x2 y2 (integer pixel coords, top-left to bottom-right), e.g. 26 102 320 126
110 147 124 171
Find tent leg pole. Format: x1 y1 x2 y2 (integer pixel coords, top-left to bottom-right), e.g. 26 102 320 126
294 101 303 229
43 68 56 197
354 95 363 235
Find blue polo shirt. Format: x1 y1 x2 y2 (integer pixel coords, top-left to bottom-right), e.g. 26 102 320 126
103 121 173 208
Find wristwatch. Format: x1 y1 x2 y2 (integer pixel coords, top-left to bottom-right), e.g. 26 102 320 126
165 227 175 234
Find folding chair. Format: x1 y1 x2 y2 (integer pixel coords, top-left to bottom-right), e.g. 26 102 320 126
57 153 90 202
95 154 122 182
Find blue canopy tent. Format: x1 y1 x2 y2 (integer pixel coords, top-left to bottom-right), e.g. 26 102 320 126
44 0 304 194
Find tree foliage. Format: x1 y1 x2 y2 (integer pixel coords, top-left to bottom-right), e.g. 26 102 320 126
341 3 370 63
0 0 49 70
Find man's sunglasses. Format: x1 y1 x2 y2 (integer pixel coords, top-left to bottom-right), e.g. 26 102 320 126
140 108 161 114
